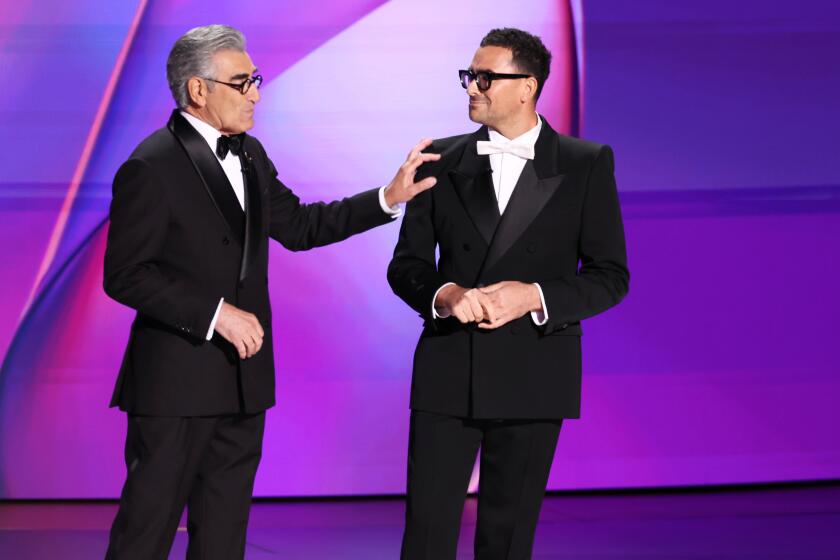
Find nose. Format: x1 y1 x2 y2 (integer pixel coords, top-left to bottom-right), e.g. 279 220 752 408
467 78 480 95
248 84 260 104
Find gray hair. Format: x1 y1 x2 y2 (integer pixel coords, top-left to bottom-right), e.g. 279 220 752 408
166 25 246 109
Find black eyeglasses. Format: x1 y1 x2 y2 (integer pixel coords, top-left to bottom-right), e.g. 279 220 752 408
203 74 263 94
459 69 530 92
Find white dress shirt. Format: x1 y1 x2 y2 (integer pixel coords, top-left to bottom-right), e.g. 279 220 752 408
432 114 549 325
177 112 400 340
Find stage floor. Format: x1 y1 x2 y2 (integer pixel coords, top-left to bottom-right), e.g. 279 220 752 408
1 484 838 558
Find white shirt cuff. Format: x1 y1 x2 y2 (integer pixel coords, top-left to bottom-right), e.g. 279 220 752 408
432 282 455 319
206 298 224 340
378 185 402 218
530 283 548 326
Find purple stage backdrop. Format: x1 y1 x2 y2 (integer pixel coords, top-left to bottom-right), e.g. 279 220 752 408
0 0 838 498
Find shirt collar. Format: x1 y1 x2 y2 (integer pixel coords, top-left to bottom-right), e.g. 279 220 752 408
180 110 223 155
487 113 542 149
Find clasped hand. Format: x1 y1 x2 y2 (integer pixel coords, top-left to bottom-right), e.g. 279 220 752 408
435 281 542 330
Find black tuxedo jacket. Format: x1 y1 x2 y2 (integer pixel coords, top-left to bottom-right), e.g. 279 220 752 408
104 111 391 416
388 118 629 420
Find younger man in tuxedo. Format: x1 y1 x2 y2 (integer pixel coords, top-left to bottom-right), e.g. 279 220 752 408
389 28 629 559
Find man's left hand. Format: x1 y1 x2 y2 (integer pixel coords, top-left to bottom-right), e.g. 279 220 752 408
383 138 441 207
477 281 542 330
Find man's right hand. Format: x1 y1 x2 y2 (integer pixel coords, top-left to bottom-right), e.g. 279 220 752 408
382 139 441 207
214 302 264 359
434 284 496 324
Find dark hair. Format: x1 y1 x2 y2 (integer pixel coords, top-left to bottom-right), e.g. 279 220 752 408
480 28 552 100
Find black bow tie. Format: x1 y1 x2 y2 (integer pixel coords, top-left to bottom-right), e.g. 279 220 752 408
216 134 244 159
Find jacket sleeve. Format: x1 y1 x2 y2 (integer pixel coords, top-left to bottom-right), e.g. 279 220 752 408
539 145 629 333
387 180 447 322
103 158 218 338
260 147 392 251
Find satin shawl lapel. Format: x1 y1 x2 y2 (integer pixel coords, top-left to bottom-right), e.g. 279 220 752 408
238 149 262 282
449 127 499 246
479 118 565 276
167 111 245 246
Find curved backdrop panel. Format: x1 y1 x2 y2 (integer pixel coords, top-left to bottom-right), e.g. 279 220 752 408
1 0 838 498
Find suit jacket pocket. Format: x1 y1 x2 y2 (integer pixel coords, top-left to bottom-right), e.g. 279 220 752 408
545 323 582 336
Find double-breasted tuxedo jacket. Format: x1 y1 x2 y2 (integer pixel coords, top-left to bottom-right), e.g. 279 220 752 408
388 118 629 420
104 111 391 416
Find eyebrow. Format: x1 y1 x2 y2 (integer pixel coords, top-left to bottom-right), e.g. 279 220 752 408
229 68 258 81
469 67 493 73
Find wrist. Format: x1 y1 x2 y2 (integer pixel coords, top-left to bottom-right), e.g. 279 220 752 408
529 284 542 311
436 284 460 309
383 185 396 208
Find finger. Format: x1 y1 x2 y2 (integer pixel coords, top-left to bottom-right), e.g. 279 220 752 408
454 309 470 324
407 138 434 161
456 303 475 323
410 152 441 166
478 316 509 329
248 331 260 350
411 177 437 193
407 139 430 162
249 331 261 353
465 293 485 322
252 317 264 338
475 293 497 323
468 299 484 322
234 340 247 360
406 152 440 174
477 319 502 330
243 337 256 359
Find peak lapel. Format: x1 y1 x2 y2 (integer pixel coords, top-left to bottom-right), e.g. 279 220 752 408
480 163 563 275
479 118 565 276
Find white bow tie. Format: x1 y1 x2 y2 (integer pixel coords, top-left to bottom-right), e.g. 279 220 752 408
476 139 535 160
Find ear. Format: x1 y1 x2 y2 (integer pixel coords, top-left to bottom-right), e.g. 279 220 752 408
521 76 539 104
187 76 208 108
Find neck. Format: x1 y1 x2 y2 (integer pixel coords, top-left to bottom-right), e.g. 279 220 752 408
184 107 224 133
490 111 539 140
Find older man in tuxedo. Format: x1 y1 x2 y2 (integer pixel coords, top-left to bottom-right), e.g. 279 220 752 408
389 28 629 559
103 24 438 559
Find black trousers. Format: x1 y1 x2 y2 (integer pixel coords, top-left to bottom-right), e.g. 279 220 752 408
105 412 265 560
401 410 562 560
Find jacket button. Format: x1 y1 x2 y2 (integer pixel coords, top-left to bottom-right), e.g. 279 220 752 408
222 237 230 245
526 244 536 254
561 323 569 329
463 243 471 252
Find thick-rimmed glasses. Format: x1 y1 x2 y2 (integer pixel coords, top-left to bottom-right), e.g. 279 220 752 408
203 74 263 94
459 69 530 92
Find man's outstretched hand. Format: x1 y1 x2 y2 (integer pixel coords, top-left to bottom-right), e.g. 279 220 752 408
215 302 264 360
383 138 441 207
